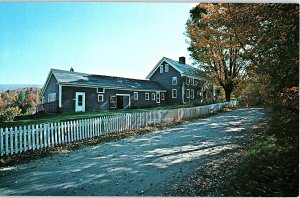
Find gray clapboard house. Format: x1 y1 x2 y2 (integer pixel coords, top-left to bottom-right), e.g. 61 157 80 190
41 56 208 114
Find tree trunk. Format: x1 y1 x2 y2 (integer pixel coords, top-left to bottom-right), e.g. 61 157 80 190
224 88 232 102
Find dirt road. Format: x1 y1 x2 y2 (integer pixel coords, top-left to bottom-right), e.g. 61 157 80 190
0 108 266 196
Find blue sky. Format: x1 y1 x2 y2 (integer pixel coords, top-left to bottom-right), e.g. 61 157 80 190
0 2 197 84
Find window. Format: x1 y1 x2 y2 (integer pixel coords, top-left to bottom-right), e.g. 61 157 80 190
165 64 169 72
134 92 138 100
98 94 104 102
160 65 163 73
42 97 45 104
161 93 165 100
110 96 117 108
152 93 156 100
191 89 194 99
186 78 190 85
97 87 105 93
172 76 177 85
48 93 56 102
192 79 195 86
145 93 149 100
78 95 83 106
186 89 190 98
172 89 177 98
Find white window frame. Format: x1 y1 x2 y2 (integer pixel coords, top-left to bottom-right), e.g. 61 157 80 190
191 89 194 99
186 89 190 98
98 94 104 102
48 93 56 103
165 64 169 72
172 89 177 98
156 92 160 103
172 76 177 85
186 78 190 85
192 79 195 86
134 92 138 100
97 87 105 93
161 92 165 100
160 65 163 73
110 96 117 108
145 92 149 100
151 93 156 100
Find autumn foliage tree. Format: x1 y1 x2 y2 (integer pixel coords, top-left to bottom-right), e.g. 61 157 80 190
186 4 249 101
0 88 41 122
186 3 299 111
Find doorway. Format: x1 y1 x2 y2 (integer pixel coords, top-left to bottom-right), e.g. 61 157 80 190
117 96 123 109
116 94 130 109
75 92 85 112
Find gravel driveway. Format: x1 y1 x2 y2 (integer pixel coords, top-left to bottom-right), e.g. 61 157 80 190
0 108 266 196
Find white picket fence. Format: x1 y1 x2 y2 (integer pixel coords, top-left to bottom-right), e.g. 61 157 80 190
0 101 238 157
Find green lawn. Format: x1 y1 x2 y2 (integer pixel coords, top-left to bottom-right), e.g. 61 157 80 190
0 104 187 129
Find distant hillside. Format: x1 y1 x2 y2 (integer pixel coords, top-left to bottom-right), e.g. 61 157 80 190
0 84 43 91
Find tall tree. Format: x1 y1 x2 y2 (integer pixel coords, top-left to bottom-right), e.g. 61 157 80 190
227 3 299 113
186 4 248 101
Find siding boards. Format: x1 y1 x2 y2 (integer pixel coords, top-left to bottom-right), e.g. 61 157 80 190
61 86 166 113
149 61 182 104
43 74 59 103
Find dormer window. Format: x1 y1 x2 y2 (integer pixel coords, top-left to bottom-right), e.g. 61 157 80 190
165 64 169 72
160 65 163 73
97 87 105 93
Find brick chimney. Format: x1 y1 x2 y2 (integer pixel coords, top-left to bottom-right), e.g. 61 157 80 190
179 56 186 64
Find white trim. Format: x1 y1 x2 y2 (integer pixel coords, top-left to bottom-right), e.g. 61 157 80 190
160 65 163 73
61 83 167 92
48 93 56 103
172 89 177 98
58 84 62 108
97 94 104 102
156 91 160 103
186 89 190 98
172 76 177 85
165 64 169 72
191 89 194 99
75 92 85 112
134 92 138 100
182 83 185 103
151 93 156 100
181 74 207 81
145 92 149 100
146 57 184 79
97 87 105 93
186 78 190 85
41 70 55 96
116 94 131 108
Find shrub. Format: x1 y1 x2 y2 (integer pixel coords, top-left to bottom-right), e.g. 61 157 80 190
0 106 21 122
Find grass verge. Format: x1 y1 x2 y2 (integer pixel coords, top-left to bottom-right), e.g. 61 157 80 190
221 110 299 197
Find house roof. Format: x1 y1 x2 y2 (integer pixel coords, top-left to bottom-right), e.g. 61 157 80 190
146 57 202 79
46 69 167 92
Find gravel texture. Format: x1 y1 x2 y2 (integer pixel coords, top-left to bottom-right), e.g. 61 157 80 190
0 108 266 196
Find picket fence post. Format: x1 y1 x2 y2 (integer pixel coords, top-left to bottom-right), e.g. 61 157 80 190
23 126 27 152
19 126 23 153
0 128 3 156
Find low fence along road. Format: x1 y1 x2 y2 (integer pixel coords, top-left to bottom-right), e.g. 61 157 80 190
0 101 238 157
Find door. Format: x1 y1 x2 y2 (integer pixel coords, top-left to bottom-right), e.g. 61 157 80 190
156 91 160 103
75 92 85 112
117 96 123 109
